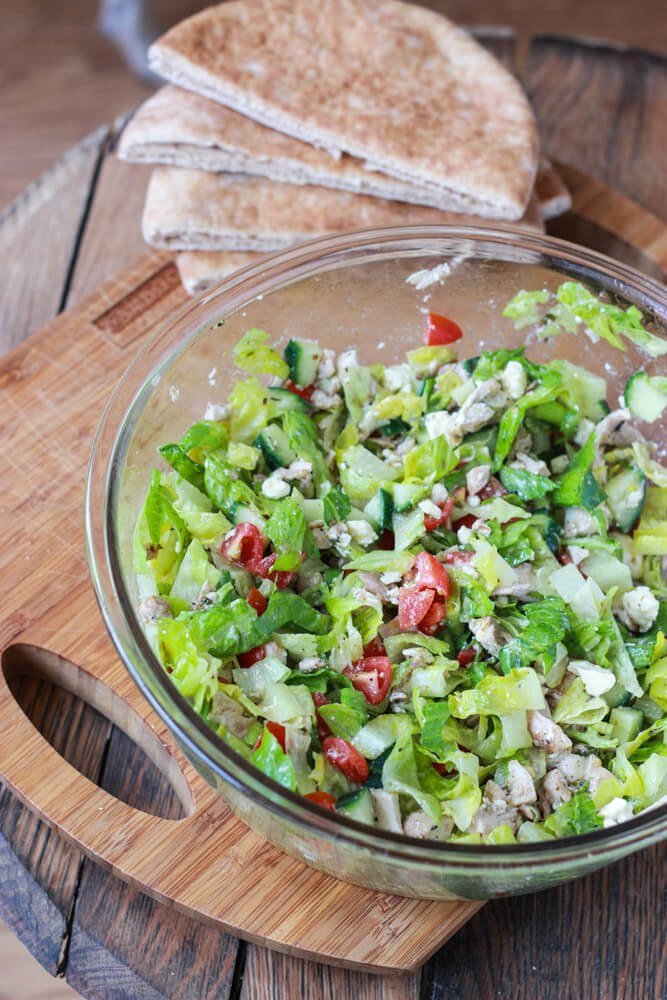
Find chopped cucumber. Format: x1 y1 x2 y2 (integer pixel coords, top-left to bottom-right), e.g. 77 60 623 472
392 481 427 512
267 386 312 414
256 424 295 469
624 371 667 422
610 706 643 744
605 465 646 533
336 788 375 825
364 488 393 529
229 502 266 531
302 498 324 523
283 338 322 387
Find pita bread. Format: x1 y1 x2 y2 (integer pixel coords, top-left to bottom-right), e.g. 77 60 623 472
535 158 571 220
142 167 544 252
148 0 538 221
177 250 263 295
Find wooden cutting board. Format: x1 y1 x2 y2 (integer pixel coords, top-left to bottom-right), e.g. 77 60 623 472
0 164 665 977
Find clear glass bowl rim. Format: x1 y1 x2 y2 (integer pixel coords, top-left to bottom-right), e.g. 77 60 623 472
86 224 667 871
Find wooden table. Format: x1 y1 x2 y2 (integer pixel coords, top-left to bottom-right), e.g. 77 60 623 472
1 28 666 1000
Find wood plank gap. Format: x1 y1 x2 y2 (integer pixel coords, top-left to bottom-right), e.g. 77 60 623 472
57 133 110 315
56 722 114 978
228 940 248 1000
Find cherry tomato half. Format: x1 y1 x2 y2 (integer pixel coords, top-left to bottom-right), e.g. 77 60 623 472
425 312 463 346
220 522 264 567
378 529 395 550
418 598 447 636
305 791 336 811
253 720 286 752
322 737 369 784
440 549 474 565
452 513 478 532
343 656 392 705
398 586 435 629
423 496 455 532
457 646 477 668
363 635 386 658
312 691 332 742
238 644 266 669
414 551 450 599
247 586 268 616
433 761 457 776
284 379 314 401
477 477 508 501
255 552 297 590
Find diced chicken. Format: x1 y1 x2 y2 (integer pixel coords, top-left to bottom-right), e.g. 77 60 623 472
468 616 511 657
317 349 336 380
139 596 173 622
403 810 454 841
347 519 378 546
527 710 572 754
311 388 341 409
551 454 570 475
208 691 254 739
594 408 645 453
263 641 287 663
358 571 392 601
431 483 449 505
556 753 613 795
565 544 589 566
469 781 520 835
270 458 313 484
299 656 326 673
371 789 403 833
618 586 660 633
466 463 491 496
504 760 537 807
538 768 572 816
511 452 551 478
401 646 435 668
562 506 601 538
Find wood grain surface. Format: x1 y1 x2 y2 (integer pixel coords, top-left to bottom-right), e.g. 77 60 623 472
0 25 666 1000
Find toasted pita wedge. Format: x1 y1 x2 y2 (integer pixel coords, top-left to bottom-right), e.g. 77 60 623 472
177 250 263 295
535 159 572 220
142 167 544 252
148 0 538 220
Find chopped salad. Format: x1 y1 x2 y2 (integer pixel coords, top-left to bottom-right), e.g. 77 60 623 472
135 280 667 844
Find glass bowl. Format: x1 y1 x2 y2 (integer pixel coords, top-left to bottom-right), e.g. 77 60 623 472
86 226 667 901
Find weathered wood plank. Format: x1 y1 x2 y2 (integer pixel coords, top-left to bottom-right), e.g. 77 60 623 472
422 844 667 1000
524 37 667 221
240 947 422 1000
0 126 108 353
0 677 111 975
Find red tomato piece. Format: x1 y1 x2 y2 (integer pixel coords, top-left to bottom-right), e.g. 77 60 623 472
305 791 337 811
452 513 478 532
284 379 314 401
477 477 508 501
343 656 392 706
363 635 386 658
414 551 450 599
457 646 477 668
418 598 447 636
247 586 268 616
220 522 263 567
398 586 435 629
253 720 286 752
378 529 395 550
433 761 457 776
255 552 297 590
425 312 463 346
441 549 474 565
423 495 456 532
322 737 369 784
557 549 573 566
312 691 332 742
238 644 266 668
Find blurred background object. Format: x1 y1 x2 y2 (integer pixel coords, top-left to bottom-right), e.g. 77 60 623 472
1 0 666 212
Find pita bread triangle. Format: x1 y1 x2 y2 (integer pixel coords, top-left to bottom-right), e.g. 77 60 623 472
148 0 538 221
142 167 544 253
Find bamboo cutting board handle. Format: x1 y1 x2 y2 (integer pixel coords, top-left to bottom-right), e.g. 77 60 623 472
0 639 480 974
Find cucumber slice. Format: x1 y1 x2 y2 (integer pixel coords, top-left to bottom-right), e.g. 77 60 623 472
301 498 324 523
605 465 646 533
610 706 643 744
392 481 426 512
256 424 295 469
283 338 322 387
267 386 312 413
364 487 393 529
624 371 667 422
229 502 266 531
336 788 375 825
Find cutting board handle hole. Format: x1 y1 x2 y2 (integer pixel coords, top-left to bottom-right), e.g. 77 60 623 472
2 643 194 820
